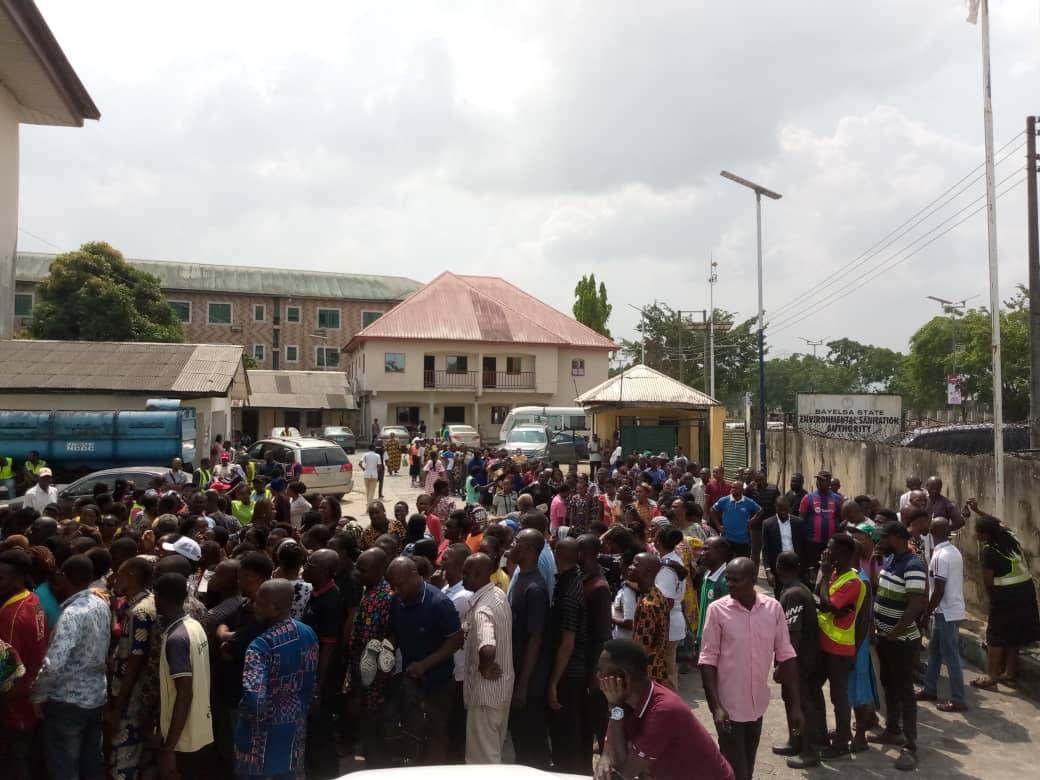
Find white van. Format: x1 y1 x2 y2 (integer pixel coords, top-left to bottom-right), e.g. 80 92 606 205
498 406 590 442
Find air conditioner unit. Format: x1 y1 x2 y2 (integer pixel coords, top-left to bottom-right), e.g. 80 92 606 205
230 325 243 333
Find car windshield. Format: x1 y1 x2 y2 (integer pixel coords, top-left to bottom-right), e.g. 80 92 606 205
324 426 351 435
507 429 547 444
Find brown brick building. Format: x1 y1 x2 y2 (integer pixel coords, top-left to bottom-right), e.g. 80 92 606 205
14 252 421 370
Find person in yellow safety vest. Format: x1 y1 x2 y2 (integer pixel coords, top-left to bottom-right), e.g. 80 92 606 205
24 451 47 485
0 455 16 499
194 457 213 489
230 482 255 526
970 508 1040 690
812 533 867 759
238 452 256 484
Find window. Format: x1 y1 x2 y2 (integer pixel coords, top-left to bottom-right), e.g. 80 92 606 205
571 358 585 376
316 346 340 368
362 310 382 328
254 304 265 322
285 345 299 363
506 356 522 374
286 306 301 323
168 300 190 323
14 293 34 317
491 406 509 425
253 344 265 361
385 353 405 373
317 308 341 329
305 410 323 429
446 355 468 373
208 302 232 324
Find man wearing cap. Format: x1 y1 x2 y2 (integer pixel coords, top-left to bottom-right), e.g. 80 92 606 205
23 468 59 513
872 521 926 772
212 452 244 486
163 536 203 564
798 470 843 575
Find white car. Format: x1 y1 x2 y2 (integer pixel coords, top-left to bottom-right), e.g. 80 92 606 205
343 766 585 779
247 437 353 497
446 424 481 447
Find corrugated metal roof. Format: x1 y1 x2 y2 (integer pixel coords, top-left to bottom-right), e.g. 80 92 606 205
16 252 421 302
247 370 355 410
346 272 618 350
0 340 242 396
576 364 720 407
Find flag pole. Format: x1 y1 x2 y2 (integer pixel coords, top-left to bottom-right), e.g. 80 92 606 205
970 0 1005 520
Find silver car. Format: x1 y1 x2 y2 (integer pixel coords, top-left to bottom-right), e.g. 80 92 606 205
247 437 354 497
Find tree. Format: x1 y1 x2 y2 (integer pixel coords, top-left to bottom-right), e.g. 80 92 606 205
30 242 184 343
825 338 902 390
572 274 612 337
893 286 1030 419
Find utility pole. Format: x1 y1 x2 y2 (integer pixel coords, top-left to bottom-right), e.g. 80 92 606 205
709 259 718 398
798 337 826 392
968 0 1005 520
627 303 647 364
1027 115 1039 448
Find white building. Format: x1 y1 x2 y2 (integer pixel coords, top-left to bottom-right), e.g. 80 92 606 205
1 0 99 338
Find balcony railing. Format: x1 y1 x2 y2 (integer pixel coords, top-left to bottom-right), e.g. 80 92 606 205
482 370 535 389
424 370 478 389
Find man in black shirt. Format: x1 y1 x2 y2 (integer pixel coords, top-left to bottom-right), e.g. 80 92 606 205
747 470 781 573
783 472 808 515
202 559 244 777
773 551 820 768
521 469 556 512
509 528 552 769
577 534 613 768
547 537 587 774
302 549 343 780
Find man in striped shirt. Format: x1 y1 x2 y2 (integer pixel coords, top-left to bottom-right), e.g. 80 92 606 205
461 553 514 764
871 521 927 772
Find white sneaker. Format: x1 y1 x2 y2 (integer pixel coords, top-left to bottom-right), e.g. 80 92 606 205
378 638 396 674
360 639 381 687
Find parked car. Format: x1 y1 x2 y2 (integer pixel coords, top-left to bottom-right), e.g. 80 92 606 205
503 424 581 465
321 425 357 454
445 424 481 448
246 438 353 497
376 425 411 443
549 430 589 460
1 465 168 514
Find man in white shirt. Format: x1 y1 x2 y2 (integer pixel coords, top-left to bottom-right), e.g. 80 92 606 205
919 517 967 712
609 443 623 470
164 458 191 487
898 475 922 510
440 543 473 762
360 449 383 505
24 467 59 512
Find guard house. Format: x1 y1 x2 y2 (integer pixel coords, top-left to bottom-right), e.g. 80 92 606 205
576 364 724 466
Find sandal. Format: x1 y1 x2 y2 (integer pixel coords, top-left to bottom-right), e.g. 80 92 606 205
970 677 999 690
997 676 1018 688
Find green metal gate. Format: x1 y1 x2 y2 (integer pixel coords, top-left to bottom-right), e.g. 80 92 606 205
722 426 748 478
620 424 679 457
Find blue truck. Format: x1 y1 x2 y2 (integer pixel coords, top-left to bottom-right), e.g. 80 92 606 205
0 399 197 482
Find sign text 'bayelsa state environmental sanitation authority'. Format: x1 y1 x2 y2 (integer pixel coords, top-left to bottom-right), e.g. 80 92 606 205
795 394 903 439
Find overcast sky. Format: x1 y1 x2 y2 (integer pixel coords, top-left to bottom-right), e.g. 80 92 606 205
18 1 1040 360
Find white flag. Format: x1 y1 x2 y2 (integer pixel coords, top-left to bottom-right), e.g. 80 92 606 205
966 0 980 24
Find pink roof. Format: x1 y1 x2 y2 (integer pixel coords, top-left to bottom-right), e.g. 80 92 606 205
345 271 618 351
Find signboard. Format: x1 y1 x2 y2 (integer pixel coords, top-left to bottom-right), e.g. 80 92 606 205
946 374 963 406
796 393 903 439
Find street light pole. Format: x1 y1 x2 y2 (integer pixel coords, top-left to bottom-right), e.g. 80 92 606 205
798 337 826 392
709 259 718 398
721 170 782 470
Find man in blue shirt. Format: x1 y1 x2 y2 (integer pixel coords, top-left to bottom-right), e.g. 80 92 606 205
387 556 463 765
710 481 762 559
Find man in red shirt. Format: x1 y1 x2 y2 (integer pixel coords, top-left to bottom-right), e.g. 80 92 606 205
704 466 731 527
811 533 866 759
0 549 49 780
596 637 733 780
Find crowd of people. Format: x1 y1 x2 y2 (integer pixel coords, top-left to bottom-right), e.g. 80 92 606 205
0 433 1038 780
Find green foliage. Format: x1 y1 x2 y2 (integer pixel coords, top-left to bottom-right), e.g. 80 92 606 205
764 354 858 411
572 274 612 337
29 242 184 343
894 286 1030 419
618 303 759 408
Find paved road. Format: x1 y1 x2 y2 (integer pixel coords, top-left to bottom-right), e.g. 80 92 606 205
343 463 1040 777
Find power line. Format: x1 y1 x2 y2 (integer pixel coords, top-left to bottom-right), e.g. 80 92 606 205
18 228 63 251
769 173 1028 337
767 132 1026 321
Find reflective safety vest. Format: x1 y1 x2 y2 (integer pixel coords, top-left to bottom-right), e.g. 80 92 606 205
196 468 212 487
0 458 13 480
991 547 1032 588
25 459 47 476
246 461 256 482
818 569 866 651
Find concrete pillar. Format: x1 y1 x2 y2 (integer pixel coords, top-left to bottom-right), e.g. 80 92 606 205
0 85 21 340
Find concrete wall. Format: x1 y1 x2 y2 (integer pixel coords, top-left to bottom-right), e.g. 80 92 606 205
0 83 20 340
763 429 1040 616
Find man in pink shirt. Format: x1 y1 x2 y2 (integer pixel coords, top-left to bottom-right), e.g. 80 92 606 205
699 557 804 780
549 483 570 535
